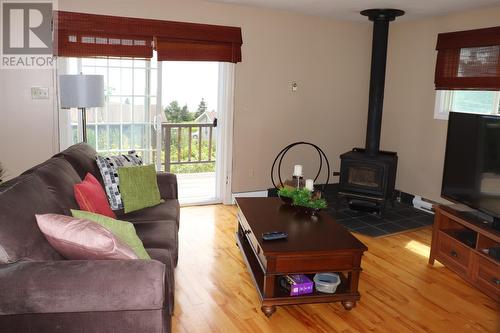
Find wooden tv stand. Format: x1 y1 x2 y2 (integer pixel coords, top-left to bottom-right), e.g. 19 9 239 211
429 205 500 301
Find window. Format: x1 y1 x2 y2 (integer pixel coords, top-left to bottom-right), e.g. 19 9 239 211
60 56 157 162
433 26 500 120
434 90 500 120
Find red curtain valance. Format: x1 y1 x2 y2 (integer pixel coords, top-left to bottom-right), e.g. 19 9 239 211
53 11 243 62
434 26 500 90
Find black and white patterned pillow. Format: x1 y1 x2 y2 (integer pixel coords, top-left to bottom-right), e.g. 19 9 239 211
96 152 143 210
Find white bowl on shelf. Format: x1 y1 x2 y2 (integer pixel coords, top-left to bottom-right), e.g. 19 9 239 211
313 273 341 294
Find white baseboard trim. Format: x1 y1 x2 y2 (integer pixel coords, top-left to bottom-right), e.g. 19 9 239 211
231 190 268 204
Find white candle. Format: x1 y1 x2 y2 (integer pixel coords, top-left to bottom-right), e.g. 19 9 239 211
293 165 303 177
305 179 314 191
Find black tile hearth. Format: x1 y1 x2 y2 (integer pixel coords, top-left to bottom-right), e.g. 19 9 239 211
352 225 387 238
328 186 434 237
337 218 371 230
268 183 434 238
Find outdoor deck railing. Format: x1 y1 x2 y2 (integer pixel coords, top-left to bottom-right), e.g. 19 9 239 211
161 122 215 172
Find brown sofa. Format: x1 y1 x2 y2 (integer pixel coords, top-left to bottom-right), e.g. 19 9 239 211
0 143 179 333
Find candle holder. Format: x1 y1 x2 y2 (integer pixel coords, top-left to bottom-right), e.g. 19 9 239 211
271 142 331 208
292 175 303 189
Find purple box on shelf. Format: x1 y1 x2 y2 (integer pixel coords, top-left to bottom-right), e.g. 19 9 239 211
279 274 314 296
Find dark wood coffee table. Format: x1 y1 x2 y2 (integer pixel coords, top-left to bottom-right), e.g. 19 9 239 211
235 197 368 317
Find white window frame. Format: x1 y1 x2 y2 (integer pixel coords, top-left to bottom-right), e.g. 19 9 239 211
434 90 500 120
217 63 235 205
57 57 157 163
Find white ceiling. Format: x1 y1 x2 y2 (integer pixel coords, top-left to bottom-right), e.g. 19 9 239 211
206 0 500 21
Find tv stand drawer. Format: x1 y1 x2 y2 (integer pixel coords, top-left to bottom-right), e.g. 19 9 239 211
437 231 471 273
475 256 500 302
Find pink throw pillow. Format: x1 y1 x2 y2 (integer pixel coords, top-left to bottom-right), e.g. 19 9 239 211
35 214 138 260
74 173 116 218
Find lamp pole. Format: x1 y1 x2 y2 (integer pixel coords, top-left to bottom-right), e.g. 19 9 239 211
80 107 87 142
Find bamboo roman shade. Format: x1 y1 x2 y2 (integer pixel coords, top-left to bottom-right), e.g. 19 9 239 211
155 39 241 62
53 11 243 63
154 19 242 62
435 26 500 90
53 11 154 58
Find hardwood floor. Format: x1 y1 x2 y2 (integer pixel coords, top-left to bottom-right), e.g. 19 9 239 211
172 205 499 333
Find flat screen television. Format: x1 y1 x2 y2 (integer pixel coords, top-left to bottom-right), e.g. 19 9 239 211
442 112 500 222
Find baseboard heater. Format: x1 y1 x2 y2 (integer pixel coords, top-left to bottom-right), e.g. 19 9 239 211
412 195 434 214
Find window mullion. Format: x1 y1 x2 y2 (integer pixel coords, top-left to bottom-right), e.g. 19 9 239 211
145 60 151 163
156 60 163 170
434 90 453 120
103 58 110 152
77 58 84 143
493 91 500 115
447 91 454 113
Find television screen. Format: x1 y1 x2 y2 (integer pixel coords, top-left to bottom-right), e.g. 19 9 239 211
442 112 500 218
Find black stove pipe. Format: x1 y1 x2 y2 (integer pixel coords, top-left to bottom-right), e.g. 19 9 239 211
361 9 404 156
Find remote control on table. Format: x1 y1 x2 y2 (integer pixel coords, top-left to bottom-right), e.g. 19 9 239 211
262 231 288 241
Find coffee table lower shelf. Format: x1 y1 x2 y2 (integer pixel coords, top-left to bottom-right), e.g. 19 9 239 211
236 231 361 317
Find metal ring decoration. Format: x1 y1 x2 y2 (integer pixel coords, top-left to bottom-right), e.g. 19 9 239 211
271 142 330 193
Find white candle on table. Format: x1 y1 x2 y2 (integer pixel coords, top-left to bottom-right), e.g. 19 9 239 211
305 179 314 191
293 165 303 177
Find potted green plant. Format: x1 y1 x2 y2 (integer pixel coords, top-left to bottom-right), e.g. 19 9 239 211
277 186 295 205
290 188 327 215
277 187 327 215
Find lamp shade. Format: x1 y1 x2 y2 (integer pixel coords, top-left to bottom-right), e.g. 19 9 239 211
59 75 105 108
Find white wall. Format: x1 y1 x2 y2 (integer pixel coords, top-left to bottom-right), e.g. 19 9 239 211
0 69 57 180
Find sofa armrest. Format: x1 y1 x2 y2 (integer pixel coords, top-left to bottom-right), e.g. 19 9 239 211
156 172 178 200
0 260 168 315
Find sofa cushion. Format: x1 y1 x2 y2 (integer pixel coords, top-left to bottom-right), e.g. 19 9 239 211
0 260 166 315
36 214 139 260
146 248 173 265
23 157 82 215
135 221 178 265
118 165 162 214
146 248 175 315
54 142 103 185
118 199 180 229
0 175 25 193
0 175 63 263
96 153 143 210
71 210 150 260
74 173 116 218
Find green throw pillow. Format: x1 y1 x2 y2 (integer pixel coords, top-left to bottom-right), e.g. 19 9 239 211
71 210 151 260
117 164 162 214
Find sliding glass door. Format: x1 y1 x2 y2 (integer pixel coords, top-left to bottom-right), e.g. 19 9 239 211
159 61 219 204
58 57 234 205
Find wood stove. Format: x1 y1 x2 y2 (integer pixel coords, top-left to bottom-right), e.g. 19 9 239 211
339 148 397 207
338 9 404 213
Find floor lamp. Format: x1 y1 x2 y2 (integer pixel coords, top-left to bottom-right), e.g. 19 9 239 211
59 75 105 143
